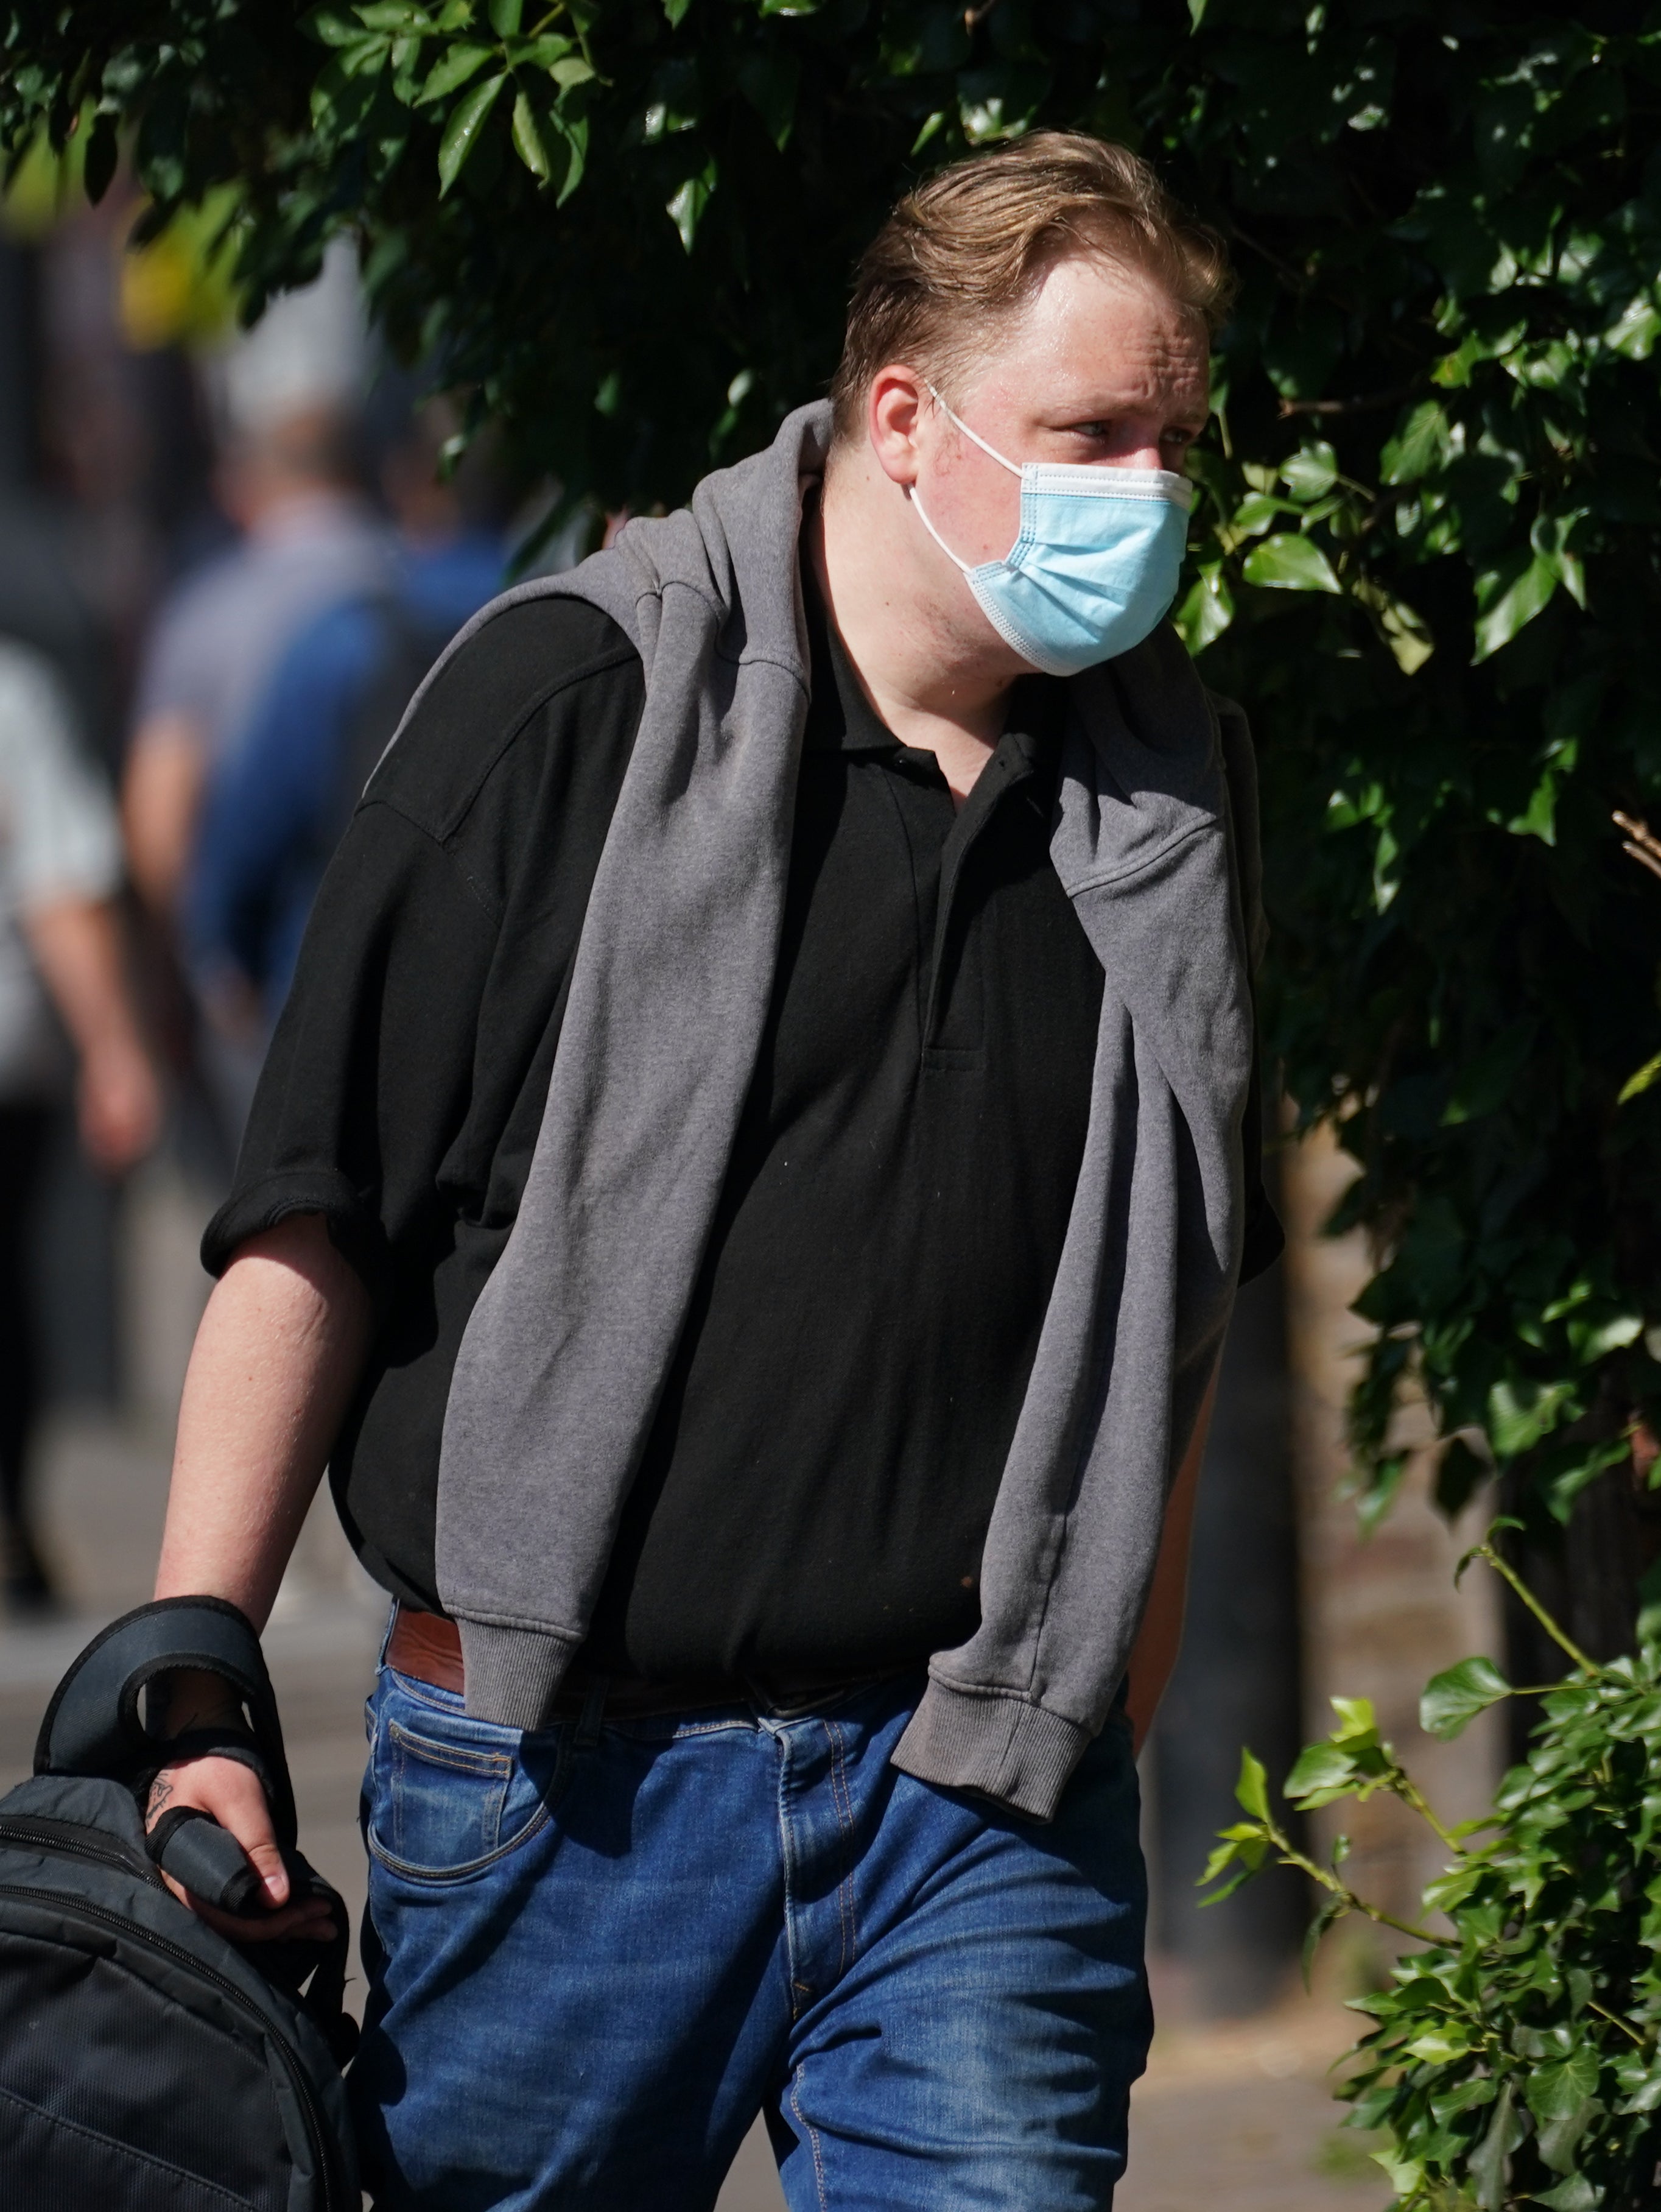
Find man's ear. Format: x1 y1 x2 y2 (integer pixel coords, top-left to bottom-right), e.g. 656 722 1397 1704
866 366 930 488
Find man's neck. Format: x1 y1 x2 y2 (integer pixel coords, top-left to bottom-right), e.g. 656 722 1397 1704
812 451 1024 806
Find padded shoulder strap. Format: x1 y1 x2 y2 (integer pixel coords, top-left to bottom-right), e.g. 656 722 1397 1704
33 1597 297 1850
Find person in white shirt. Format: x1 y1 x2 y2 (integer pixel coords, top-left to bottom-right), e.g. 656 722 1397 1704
0 638 159 1609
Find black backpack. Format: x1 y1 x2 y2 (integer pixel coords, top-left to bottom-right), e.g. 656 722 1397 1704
0 1598 359 2210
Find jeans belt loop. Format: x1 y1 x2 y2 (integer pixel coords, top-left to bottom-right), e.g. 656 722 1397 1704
575 1674 609 1748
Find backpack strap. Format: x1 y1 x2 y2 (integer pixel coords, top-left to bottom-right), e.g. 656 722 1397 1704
32 1597 298 1851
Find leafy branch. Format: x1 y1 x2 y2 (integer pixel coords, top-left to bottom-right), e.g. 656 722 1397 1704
1203 1535 1661 2210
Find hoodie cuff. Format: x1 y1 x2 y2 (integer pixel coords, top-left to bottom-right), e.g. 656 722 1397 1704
891 1678 1092 1824
455 1618 581 1730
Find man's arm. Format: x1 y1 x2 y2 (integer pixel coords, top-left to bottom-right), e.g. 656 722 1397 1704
1123 1361 1220 1755
23 896 161 1172
149 1213 371 1939
123 714 206 917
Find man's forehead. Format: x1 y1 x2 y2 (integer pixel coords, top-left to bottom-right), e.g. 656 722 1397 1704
975 255 1210 410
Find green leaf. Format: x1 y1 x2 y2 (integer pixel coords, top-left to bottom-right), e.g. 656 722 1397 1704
1488 1376 1576 1457
1534 2176 1600 2211
1472 551 1558 662
663 0 694 20
1350 574 1434 674
1469 2080 1525 2212
437 69 505 192
1421 1656 1512 1739
1234 1746 1270 1822
1406 2023 1472 2062
1434 1435 1491 1517
1329 1697 1382 1747
307 9 372 44
1232 490 1292 535
1280 441 1338 501
1380 399 1452 485
1566 1310 1641 1363
1528 2046 1601 2125
551 110 587 203
511 88 549 178
83 110 118 205
1619 1051 1661 1106
666 163 715 251
487 0 522 30
1173 562 1234 654
1604 294 1661 361
418 40 493 102
1241 533 1341 594
1369 2145 1427 2196
1285 1742 1361 1801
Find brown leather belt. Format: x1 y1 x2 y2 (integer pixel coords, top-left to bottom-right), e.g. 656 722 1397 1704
385 1605 869 1721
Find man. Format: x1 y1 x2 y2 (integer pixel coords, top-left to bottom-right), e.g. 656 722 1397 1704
183 405 504 1033
0 639 159 1607
122 401 387 1150
148 134 1281 2208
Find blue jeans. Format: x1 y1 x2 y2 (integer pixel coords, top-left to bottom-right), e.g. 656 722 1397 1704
351 1663 1152 2211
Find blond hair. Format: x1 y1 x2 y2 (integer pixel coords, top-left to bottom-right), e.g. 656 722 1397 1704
829 132 1234 441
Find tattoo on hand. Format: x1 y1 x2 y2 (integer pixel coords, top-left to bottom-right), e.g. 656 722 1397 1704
146 1770 175 1827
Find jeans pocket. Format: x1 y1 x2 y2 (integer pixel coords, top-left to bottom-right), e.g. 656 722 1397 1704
367 1675 563 1883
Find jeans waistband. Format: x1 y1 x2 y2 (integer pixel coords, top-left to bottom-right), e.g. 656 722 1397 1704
385 1604 902 1723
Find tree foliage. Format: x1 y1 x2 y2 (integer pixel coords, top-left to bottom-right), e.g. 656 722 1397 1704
1206 1538 1661 2210
6 1 1661 1598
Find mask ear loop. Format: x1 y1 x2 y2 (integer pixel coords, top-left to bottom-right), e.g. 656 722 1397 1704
907 380 1025 571
923 382 1025 478
908 482 976 574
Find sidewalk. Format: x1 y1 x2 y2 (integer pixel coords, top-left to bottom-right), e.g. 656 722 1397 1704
1120 1993 1388 2212
4 1410 1388 2212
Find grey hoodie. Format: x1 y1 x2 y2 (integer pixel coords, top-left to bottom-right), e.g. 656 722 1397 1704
418 401 1257 1822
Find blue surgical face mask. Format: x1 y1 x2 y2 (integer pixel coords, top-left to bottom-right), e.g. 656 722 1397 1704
908 386 1195 678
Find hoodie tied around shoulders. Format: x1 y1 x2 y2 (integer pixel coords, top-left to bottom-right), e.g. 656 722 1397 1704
407 400 1257 1822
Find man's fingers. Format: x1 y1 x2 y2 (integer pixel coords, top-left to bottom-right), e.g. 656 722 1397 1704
189 1893 339 1945
244 1837 291 1909
146 1752 290 1911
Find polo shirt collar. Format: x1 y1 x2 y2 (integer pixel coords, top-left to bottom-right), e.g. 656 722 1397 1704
802 562 1061 799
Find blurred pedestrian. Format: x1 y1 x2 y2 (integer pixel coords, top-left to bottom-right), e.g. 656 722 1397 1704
0 638 159 1611
121 403 388 1150
185 406 504 1031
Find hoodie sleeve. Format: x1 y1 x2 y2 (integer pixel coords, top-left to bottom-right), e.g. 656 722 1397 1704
1212 689 1285 1285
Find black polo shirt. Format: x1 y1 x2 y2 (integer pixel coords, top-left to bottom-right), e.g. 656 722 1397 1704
206 565 1281 1682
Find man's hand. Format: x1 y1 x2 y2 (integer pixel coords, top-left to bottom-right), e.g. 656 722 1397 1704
144 1668 335 1945
144 1757 337 1944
